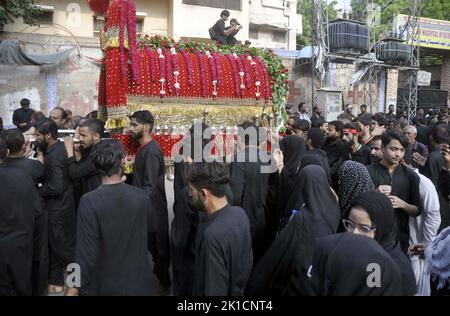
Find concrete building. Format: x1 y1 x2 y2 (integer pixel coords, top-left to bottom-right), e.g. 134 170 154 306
248 0 301 50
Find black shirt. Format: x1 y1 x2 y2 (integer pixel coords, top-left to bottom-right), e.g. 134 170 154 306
310 113 325 128
410 141 428 169
211 19 226 38
230 147 270 262
347 144 372 166
366 162 422 252
416 125 430 147
12 108 34 131
0 168 40 296
67 147 101 199
422 145 445 187
133 140 168 211
76 182 157 296
40 141 76 266
132 139 171 287
41 142 75 213
438 168 450 231
0 157 44 186
194 205 253 296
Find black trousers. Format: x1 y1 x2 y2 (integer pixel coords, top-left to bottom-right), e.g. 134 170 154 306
48 210 75 286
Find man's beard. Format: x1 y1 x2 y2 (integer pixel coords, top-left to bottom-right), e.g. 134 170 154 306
131 130 143 141
343 138 354 147
193 194 207 213
325 134 338 143
371 154 381 162
37 140 48 153
285 128 292 135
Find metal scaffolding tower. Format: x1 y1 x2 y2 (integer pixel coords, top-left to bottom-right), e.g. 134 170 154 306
404 0 422 123
311 0 329 104
310 0 422 115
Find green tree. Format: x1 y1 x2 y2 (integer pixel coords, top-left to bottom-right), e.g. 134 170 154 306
297 0 337 47
0 0 42 26
350 0 450 39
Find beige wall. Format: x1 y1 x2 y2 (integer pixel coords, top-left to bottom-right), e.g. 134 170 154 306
386 69 399 112
2 0 170 39
170 0 249 41
250 30 288 49
3 0 95 38
135 0 169 36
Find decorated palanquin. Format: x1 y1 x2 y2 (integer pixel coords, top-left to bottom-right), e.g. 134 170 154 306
91 0 289 166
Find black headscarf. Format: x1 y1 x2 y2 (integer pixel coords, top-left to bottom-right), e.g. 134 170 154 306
338 161 375 216
273 135 307 230
311 233 403 296
300 151 331 184
298 165 341 237
246 210 316 296
350 191 417 295
280 135 306 174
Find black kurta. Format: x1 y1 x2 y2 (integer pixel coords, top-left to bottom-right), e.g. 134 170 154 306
0 158 48 295
438 168 450 231
171 187 198 296
0 157 44 185
0 168 39 296
366 161 422 253
346 144 372 166
171 168 235 296
416 125 430 147
12 108 34 131
422 146 445 187
193 205 253 296
67 146 102 207
76 182 157 296
310 113 325 128
230 147 270 263
40 141 76 285
173 161 188 200
132 140 171 288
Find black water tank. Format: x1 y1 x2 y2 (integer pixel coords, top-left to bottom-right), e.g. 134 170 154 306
328 19 369 56
376 40 411 65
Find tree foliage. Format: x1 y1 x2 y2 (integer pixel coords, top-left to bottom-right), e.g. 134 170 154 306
297 0 338 47
350 0 450 39
0 0 42 26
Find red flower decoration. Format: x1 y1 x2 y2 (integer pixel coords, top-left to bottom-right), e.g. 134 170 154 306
196 51 207 98
127 0 140 83
212 52 222 87
181 49 193 86
226 54 240 97
163 48 173 95
87 0 110 14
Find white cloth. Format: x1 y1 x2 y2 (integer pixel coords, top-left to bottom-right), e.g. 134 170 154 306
409 171 441 296
297 112 311 123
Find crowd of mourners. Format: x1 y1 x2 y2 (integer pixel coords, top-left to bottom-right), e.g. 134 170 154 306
0 97 449 296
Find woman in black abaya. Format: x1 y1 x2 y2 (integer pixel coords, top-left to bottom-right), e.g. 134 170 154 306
345 191 417 295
